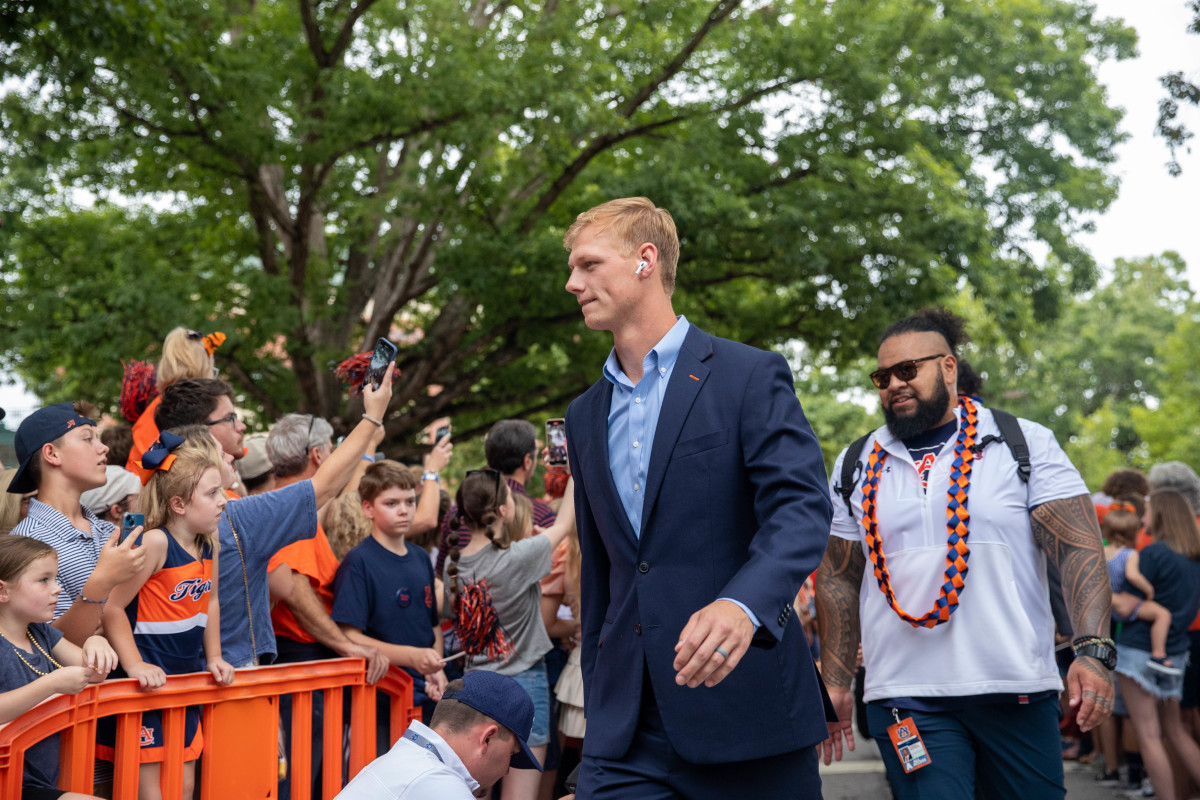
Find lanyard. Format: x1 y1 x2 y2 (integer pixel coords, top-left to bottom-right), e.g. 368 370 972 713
860 396 979 628
403 729 446 763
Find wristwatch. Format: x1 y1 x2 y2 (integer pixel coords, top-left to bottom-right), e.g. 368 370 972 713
421 472 440 483
1073 641 1117 670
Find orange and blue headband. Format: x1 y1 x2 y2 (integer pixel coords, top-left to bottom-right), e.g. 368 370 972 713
134 431 186 485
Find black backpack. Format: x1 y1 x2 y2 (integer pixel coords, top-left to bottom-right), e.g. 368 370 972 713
833 408 1031 515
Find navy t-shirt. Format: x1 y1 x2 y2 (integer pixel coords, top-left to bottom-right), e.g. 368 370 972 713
332 536 438 692
1115 542 1200 655
903 420 957 492
0 623 64 789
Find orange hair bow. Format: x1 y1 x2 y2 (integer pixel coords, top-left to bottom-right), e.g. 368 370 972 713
202 331 226 356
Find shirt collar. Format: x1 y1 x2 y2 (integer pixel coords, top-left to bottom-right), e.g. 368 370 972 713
406 720 480 794
505 477 530 499
602 315 691 389
25 498 109 540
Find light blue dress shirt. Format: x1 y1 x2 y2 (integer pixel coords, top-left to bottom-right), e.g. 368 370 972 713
603 316 760 629
603 316 691 536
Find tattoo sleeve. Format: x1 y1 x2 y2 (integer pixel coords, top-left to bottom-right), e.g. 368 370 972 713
1030 494 1112 641
815 536 866 690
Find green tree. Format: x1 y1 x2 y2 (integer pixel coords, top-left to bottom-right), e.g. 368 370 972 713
1 0 1134 451
1131 311 1200 463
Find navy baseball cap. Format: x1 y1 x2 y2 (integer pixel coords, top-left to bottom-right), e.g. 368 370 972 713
444 671 543 771
7 403 96 494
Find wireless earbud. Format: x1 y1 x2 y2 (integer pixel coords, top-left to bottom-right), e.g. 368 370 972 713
635 261 648 275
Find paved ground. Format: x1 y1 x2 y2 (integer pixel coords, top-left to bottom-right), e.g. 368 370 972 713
818 736 1123 799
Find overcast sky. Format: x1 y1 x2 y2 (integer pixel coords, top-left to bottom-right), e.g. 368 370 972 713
2 4 1198 424
1081 0 1200 287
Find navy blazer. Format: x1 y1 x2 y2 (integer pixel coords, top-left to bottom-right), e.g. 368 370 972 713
565 325 834 764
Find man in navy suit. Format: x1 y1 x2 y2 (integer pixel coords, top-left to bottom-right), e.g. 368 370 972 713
563 198 835 798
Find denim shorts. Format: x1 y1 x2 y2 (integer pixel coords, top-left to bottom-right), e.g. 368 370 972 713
1115 644 1189 700
509 659 551 747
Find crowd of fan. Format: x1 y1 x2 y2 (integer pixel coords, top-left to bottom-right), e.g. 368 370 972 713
3 324 1200 800
0 327 581 800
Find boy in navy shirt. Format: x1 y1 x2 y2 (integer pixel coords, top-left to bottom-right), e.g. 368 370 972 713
333 461 446 751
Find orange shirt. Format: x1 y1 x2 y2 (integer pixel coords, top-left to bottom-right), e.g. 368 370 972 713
127 395 163 471
268 523 338 644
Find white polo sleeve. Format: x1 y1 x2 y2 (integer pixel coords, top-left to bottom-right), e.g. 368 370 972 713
1021 418 1090 508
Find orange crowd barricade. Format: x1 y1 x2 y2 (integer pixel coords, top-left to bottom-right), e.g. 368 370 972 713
0 659 417 800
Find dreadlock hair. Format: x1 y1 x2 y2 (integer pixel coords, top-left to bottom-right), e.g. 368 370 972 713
880 307 971 357
142 427 224 553
445 469 510 604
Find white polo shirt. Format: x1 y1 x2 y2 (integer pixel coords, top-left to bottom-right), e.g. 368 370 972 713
828 405 1088 702
335 721 479 800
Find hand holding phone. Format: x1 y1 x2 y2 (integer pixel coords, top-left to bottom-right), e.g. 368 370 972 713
545 418 567 466
366 337 399 391
120 512 145 544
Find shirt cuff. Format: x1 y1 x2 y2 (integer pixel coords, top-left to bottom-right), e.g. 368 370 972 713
718 597 761 631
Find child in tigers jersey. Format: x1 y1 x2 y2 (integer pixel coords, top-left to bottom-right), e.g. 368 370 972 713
100 429 235 799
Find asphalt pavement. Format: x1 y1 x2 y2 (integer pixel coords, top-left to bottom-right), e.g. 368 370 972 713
818 736 1124 799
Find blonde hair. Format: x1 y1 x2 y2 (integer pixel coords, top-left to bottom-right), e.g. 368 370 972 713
563 197 680 294
140 432 224 551
0 469 22 535
501 493 532 546
157 327 214 389
326 493 373 561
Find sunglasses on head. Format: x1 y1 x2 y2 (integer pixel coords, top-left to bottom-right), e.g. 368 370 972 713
466 468 504 506
869 354 946 390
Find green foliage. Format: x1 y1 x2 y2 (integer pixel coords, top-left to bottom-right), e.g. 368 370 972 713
0 0 1134 453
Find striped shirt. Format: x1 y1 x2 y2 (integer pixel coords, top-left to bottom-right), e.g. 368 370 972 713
11 499 113 618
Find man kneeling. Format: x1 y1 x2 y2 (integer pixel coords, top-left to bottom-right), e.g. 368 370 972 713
337 671 542 799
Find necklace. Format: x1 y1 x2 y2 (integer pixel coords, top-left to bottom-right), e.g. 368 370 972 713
0 627 65 676
859 396 979 628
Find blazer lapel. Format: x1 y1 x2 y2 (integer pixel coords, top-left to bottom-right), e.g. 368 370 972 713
639 327 713 534
578 380 639 545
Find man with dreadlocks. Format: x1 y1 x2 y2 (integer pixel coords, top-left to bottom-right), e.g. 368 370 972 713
817 307 1115 800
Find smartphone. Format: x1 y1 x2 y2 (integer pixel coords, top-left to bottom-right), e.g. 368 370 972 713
366 337 398 390
545 418 567 466
120 512 144 544
435 424 451 443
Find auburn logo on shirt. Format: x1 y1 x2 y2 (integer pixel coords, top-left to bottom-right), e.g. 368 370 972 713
168 578 212 602
425 586 434 609
916 453 936 489
139 726 155 746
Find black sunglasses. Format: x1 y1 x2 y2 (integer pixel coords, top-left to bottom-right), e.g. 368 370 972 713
869 354 946 390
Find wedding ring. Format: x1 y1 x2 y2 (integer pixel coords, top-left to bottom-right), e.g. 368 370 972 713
715 646 730 660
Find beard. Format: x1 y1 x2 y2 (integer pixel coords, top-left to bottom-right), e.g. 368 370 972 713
883 375 953 440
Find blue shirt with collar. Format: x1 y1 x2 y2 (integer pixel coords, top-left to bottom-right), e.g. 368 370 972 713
603 316 760 629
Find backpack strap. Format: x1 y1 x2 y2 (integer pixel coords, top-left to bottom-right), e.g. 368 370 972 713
989 408 1031 484
834 433 872 515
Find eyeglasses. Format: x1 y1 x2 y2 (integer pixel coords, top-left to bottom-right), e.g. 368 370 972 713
466 468 504 508
869 354 946 390
205 412 240 428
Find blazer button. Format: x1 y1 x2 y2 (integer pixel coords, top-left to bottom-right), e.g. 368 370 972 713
635 624 642 635
638 561 650 574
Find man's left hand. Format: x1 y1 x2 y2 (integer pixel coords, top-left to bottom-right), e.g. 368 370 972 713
673 599 753 688
1066 655 1114 732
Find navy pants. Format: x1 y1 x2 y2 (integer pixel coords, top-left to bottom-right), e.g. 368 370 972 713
866 697 1065 800
577 674 821 800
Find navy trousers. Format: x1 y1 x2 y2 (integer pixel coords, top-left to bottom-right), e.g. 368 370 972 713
866 697 1065 800
577 670 822 799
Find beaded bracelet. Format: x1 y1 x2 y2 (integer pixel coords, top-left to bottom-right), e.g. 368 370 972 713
1071 636 1114 652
